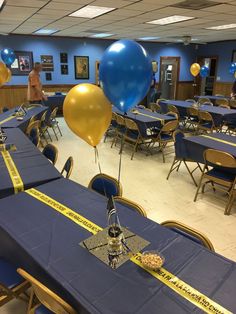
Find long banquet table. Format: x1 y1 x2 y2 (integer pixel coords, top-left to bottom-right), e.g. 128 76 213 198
113 107 174 136
195 95 231 105
44 94 66 113
0 177 236 313
0 105 47 132
0 128 61 198
184 133 236 164
159 100 236 126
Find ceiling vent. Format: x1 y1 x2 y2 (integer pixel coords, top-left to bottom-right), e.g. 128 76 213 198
171 0 222 10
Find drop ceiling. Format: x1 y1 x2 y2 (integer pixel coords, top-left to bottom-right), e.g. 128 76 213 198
0 0 236 43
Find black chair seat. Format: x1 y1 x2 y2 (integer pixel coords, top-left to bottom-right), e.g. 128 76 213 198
0 258 24 289
35 305 54 314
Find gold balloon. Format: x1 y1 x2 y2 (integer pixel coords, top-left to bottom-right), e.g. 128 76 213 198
63 84 112 147
234 71 236 79
6 68 12 83
0 62 8 85
190 63 201 77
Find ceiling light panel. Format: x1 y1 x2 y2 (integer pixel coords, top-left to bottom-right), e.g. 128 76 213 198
147 15 195 25
206 23 236 30
69 5 116 18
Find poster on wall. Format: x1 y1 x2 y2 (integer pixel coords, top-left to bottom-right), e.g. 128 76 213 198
60 52 68 63
61 64 68 75
74 56 89 79
10 51 33 76
45 72 52 81
41 55 54 71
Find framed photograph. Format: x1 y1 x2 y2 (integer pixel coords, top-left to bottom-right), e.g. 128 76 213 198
95 60 100 85
41 55 54 71
61 64 68 75
60 52 68 63
232 50 236 63
45 72 52 81
10 51 33 76
74 56 89 79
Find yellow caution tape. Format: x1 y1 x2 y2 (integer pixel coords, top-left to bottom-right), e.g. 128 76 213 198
25 188 232 314
201 135 236 147
1 151 24 193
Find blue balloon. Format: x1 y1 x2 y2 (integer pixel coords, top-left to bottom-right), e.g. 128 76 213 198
200 65 209 78
1 48 16 66
229 62 236 74
99 39 152 113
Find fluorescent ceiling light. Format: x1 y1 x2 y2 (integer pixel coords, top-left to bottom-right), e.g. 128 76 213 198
34 29 58 35
69 5 115 18
90 33 114 38
147 15 194 25
206 24 236 30
138 36 160 41
0 0 5 10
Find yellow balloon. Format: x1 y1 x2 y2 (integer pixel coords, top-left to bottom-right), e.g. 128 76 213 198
190 63 200 77
234 71 236 79
0 62 8 85
63 84 112 147
6 68 11 83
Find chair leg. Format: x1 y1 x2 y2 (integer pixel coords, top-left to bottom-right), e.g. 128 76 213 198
131 142 138 160
166 157 179 180
52 126 59 141
183 161 198 187
56 123 62 136
194 171 205 202
225 188 235 215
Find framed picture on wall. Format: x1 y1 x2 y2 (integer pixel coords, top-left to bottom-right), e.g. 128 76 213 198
95 60 100 85
74 56 89 79
10 51 33 76
60 52 68 63
232 50 236 63
45 72 52 81
41 55 54 71
61 64 68 75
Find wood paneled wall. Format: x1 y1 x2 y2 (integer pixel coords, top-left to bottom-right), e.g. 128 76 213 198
0 81 232 109
0 85 74 109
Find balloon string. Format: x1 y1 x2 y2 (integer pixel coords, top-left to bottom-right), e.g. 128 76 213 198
94 146 107 198
118 112 127 187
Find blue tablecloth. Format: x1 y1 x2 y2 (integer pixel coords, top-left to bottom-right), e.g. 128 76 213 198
0 128 61 198
44 95 66 112
0 106 47 132
184 133 236 163
0 177 235 313
113 107 174 136
160 100 236 126
195 95 231 105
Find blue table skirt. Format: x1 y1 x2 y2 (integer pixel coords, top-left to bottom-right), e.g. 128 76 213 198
44 95 66 112
0 178 235 313
0 106 47 132
160 101 236 127
184 133 236 164
0 128 61 198
113 107 174 136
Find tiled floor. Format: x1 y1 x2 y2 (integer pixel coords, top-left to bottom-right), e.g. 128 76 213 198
1 117 236 313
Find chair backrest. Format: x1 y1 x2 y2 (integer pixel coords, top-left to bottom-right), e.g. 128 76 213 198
114 196 147 217
26 119 41 135
29 127 40 147
161 220 214 251
17 269 77 314
150 103 161 113
160 120 179 133
116 114 126 127
204 149 236 168
137 105 145 109
156 98 167 105
88 173 122 198
198 111 213 123
215 98 229 107
187 107 199 117
61 156 73 179
112 112 117 122
198 97 210 105
42 144 58 165
3 107 9 112
230 99 236 109
215 94 224 97
40 110 48 125
219 104 230 109
28 115 35 125
125 118 139 131
185 99 196 103
50 107 58 120
166 111 178 120
167 104 178 114
201 101 213 106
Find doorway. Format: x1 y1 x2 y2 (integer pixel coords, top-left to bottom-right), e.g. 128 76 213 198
196 56 218 96
159 57 180 99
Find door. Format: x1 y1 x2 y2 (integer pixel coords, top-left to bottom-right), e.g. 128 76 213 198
160 57 180 99
196 56 218 96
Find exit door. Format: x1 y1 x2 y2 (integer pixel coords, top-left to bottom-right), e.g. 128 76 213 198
160 57 180 99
